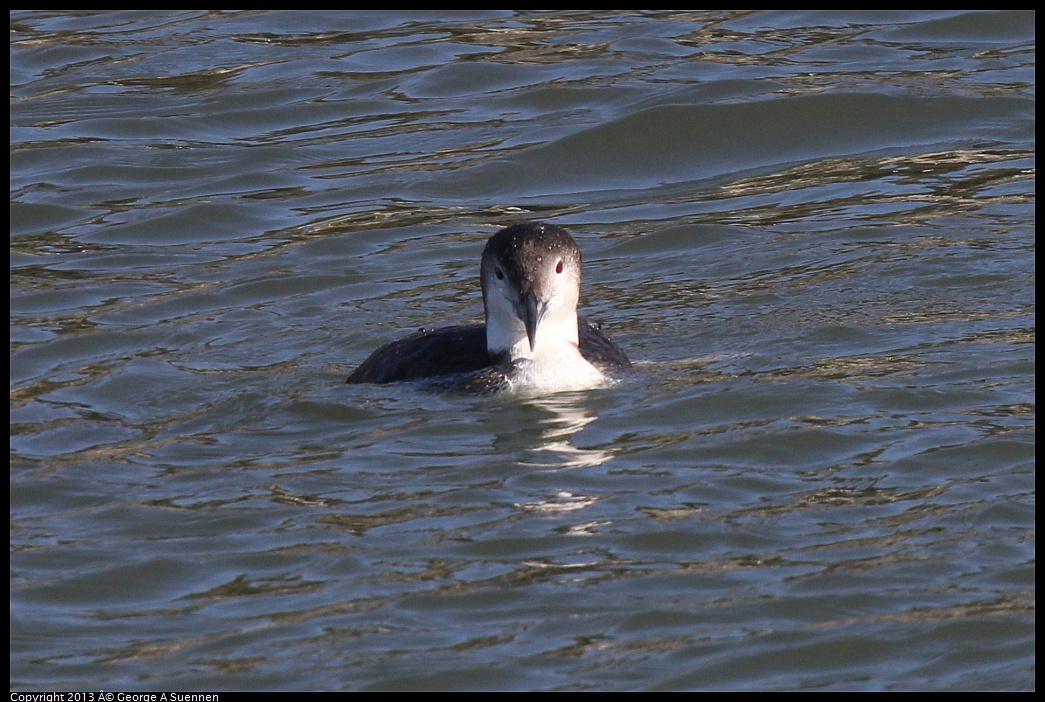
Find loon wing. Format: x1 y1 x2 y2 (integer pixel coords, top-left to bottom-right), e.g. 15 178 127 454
578 317 631 370
346 324 490 384
347 318 629 385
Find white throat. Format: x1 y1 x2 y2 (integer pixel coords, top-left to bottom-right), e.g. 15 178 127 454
486 303 605 393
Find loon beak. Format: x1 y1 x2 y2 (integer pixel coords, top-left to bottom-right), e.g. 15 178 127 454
522 289 542 352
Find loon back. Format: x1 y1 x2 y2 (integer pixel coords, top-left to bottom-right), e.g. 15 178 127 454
346 317 629 390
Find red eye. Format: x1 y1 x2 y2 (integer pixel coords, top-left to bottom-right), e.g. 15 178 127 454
556 260 564 274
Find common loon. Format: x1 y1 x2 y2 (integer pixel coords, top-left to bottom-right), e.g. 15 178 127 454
347 222 630 394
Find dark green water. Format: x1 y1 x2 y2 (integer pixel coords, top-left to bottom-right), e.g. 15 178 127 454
10 10 1035 691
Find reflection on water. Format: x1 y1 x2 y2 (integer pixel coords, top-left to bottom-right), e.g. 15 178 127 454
510 395 616 469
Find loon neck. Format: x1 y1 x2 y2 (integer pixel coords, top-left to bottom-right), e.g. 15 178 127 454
486 307 580 361
486 310 606 392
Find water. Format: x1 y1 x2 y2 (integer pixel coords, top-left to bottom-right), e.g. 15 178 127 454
10 10 1034 691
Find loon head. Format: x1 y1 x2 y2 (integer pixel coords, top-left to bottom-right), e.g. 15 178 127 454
480 222 583 360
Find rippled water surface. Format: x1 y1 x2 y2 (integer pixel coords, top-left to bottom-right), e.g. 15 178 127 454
10 10 1035 691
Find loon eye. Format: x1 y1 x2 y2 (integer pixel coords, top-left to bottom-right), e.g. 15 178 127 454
494 267 504 281
555 259 564 274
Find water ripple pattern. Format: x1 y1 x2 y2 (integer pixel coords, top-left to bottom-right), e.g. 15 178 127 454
10 10 1034 691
